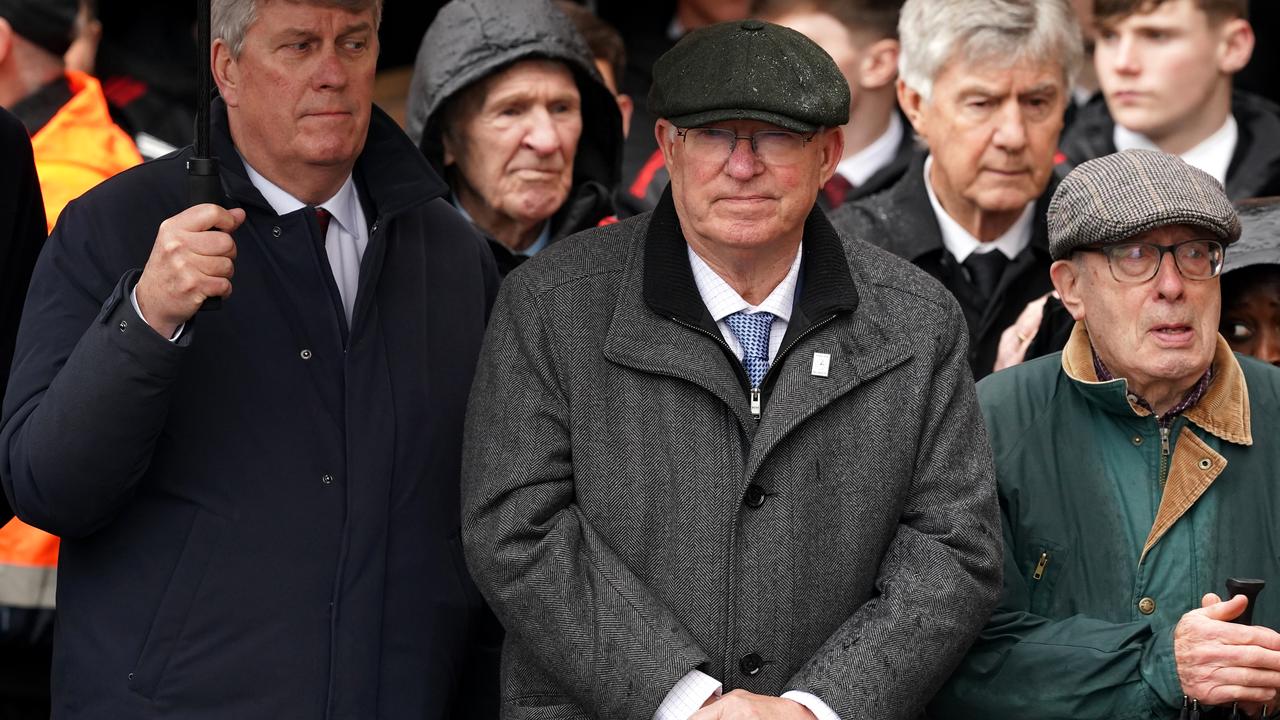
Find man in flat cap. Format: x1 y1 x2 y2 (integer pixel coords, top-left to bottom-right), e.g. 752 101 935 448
933 149 1280 719
462 18 1002 720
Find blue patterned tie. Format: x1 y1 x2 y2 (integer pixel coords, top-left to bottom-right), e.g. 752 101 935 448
723 311 776 388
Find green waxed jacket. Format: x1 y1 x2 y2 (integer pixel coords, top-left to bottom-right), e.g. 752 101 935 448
933 324 1280 720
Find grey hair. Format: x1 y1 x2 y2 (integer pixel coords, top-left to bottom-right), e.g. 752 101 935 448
898 0 1083 101
212 0 384 57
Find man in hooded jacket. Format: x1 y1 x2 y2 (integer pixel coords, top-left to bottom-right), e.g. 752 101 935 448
405 0 623 277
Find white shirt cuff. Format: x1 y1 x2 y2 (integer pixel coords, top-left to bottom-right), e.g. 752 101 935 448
130 286 184 342
654 670 721 720
782 691 841 720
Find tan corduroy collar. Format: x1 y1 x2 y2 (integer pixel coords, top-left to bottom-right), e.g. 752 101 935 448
1061 322 1252 446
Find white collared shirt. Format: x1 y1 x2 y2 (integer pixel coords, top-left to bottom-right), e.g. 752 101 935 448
834 112 904 188
1114 115 1238 187
242 160 369 322
922 156 1035 263
687 244 801 364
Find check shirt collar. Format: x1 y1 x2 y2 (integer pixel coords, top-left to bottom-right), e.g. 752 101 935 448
687 244 800 325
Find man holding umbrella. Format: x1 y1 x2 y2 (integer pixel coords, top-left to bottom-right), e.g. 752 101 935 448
0 0 499 717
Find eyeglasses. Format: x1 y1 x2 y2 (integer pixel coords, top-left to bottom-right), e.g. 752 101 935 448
1075 239 1225 283
675 127 815 166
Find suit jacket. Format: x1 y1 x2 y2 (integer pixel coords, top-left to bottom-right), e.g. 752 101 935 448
830 152 1055 379
1 99 500 719
461 189 1003 719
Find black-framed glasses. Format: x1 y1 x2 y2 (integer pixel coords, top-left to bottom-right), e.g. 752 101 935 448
676 127 815 166
1075 239 1225 283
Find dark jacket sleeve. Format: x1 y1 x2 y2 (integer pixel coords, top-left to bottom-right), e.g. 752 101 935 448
460 273 711 719
783 295 1005 717
0 109 47 524
0 197 188 538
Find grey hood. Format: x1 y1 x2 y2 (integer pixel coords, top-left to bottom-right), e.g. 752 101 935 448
406 0 623 195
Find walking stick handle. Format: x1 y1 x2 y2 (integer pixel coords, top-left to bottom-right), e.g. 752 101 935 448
1226 578 1265 626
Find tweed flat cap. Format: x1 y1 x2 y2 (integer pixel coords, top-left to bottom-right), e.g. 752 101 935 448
1048 149 1241 260
649 19 850 133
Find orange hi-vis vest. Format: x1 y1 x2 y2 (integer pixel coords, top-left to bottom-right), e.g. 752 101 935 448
30 70 142 233
1 70 141 612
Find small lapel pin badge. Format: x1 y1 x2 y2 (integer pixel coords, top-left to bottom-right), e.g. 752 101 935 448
811 352 831 378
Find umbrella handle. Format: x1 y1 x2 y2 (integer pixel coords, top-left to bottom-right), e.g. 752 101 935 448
1226 578 1266 626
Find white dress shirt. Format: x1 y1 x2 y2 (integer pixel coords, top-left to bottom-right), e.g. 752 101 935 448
653 245 840 720
834 112 904 188
243 160 369 322
1114 114 1238 187
922 156 1034 263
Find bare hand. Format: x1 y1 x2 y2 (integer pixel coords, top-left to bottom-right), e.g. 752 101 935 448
688 690 818 719
993 292 1053 372
1175 593 1280 706
135 204 244 337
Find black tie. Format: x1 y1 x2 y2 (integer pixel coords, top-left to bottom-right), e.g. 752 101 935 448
963 251 1009 300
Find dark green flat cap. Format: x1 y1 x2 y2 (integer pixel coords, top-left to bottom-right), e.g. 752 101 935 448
649 19 850 133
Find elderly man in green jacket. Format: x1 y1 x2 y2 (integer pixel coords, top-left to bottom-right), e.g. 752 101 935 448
934 149 1280 719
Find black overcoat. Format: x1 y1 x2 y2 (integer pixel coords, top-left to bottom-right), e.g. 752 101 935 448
0 100 499 719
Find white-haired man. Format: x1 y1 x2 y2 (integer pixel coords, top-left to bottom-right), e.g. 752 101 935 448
831 0 1082 379
0 0 500 717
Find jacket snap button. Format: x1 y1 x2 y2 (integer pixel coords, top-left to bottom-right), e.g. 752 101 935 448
1198 458 1212 470
300 349 312 360
739 652 763 676
1131 435 1143 446
272 226 282 238
321 474 334 485
744 484 766 508
118 320 128 333
1138 596 1156 615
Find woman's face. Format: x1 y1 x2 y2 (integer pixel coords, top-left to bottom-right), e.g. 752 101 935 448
1221 267 1280 365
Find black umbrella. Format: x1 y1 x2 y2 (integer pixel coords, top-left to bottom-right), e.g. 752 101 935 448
188 0 221 311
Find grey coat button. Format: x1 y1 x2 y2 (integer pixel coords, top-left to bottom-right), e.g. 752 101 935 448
272 226 282 238
739 652 763 676
321 474 334 485
118 320 128 333
300 349 312 360
744 485 766 508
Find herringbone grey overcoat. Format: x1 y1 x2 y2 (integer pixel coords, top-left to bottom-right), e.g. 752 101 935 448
462 196 1003 719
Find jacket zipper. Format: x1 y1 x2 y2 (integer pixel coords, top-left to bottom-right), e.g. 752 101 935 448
670 313 839 422
1159 425 1171 487
1032 552 1050 580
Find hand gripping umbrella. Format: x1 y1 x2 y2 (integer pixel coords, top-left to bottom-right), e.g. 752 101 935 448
188 0 222 311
